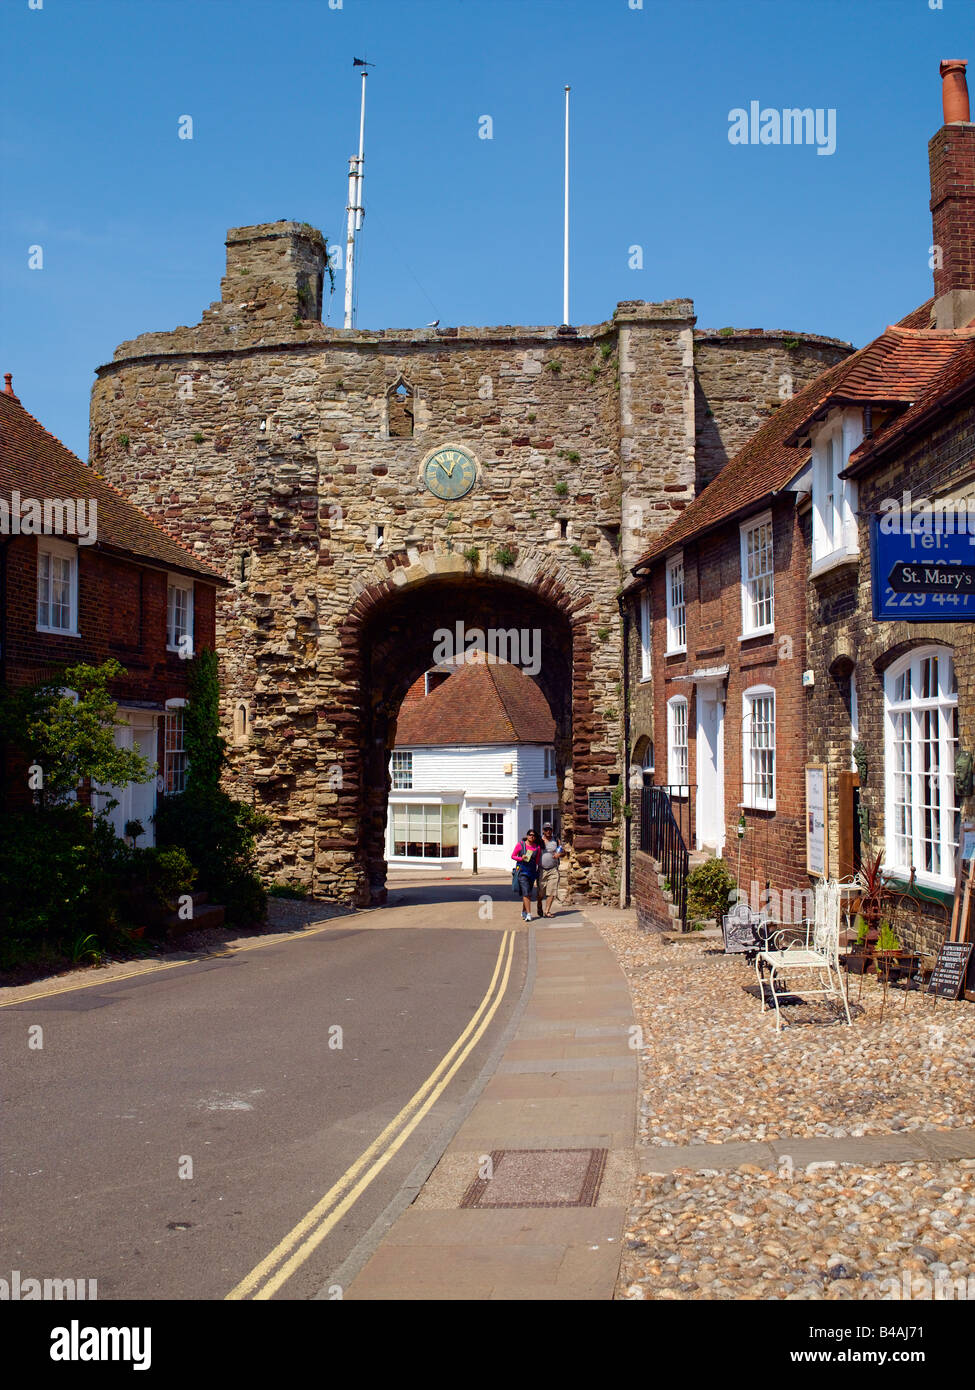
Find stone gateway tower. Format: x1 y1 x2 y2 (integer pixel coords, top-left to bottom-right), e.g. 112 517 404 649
90 222 849 905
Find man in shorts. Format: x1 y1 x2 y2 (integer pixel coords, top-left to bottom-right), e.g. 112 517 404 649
537 823 565 919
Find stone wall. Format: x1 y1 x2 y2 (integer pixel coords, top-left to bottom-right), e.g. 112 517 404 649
90 221 850 907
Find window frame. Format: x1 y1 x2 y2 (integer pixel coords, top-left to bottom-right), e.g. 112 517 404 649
667 695 689 789
391 750 413 790
883 646 958 891
665 552 686 655
163 698 187 796
739 510 775 639
166 577 195 656
810 410 862 573
742 684 776 812
543 747 556 778
36 537 79 636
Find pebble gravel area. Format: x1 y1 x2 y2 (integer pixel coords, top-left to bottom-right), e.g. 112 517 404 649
590 918 975 1301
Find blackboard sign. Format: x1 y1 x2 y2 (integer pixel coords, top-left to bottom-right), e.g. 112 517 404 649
588 791 613 824
926 941 974 999
722 910 765 954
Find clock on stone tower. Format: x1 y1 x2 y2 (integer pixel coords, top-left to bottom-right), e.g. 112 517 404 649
421 445 478 501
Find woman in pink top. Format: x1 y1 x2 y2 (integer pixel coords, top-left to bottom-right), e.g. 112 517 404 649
511 829 541 922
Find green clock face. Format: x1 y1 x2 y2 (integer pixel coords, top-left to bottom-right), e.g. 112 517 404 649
422 446 477 501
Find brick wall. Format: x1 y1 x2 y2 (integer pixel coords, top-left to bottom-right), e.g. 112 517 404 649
2 534 218 806
806 398 975 955
633 497 810 912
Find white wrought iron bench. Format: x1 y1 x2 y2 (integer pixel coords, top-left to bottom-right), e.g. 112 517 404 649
754 878 853 1032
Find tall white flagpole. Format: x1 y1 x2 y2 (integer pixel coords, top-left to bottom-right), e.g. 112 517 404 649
563 85 570 327
344 69 368 330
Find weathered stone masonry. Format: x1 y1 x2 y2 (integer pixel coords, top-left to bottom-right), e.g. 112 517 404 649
90 221 848 905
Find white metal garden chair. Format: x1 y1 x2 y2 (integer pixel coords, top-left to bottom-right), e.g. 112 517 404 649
754 878 853 1032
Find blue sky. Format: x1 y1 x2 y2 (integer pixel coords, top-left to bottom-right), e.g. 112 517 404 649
2 0 972 458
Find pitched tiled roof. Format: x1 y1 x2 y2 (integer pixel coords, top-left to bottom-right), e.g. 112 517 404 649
395 659 555 747
632 303 975 574
781 325 970 443
0 388 226 583
844 336 975 476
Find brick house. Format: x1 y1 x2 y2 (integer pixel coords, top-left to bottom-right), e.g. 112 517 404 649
0 377 227 840
626 59 975 943
625 366 853 927
799 61 975 954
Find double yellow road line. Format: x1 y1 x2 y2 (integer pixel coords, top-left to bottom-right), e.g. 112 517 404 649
226 927 516 1300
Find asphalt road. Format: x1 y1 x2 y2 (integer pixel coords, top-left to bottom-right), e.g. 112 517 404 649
0 879 527 1300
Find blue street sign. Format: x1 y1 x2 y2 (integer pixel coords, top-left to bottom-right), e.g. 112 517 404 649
870 514 975 620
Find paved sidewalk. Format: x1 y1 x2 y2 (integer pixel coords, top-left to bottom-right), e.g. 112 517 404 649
344 907 638 1300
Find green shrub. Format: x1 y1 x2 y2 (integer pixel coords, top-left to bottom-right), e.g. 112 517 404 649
268 881 309 900
686 858 736 927
153 651 267 925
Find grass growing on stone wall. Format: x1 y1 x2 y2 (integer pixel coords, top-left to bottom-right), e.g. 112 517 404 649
494 545 516 567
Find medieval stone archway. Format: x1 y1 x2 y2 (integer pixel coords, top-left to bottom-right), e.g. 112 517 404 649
334 544 613 905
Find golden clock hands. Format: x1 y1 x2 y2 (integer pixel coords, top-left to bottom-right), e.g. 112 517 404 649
438 458 455 476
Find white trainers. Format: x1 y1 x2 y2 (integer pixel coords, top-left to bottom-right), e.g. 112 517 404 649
521 911 531 922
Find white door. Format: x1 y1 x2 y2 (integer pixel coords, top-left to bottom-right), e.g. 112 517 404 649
696 686 725 852
477 810 508 868
130 720 158 847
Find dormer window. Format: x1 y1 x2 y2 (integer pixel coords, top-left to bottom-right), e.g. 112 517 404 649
811 409 862 574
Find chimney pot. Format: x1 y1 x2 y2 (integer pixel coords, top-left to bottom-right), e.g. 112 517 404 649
3 374 13 396
940 59 970 124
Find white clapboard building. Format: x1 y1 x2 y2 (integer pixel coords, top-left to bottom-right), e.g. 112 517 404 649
386 657 559 871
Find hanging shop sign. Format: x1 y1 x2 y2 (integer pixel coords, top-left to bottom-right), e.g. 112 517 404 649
870 515 975 621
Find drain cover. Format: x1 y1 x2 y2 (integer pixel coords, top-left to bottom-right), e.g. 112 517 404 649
460 1148 607 1209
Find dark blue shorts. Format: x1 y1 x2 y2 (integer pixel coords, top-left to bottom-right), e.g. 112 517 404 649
517 872 537 896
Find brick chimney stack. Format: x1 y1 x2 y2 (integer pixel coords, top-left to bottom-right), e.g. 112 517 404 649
930 59 975 329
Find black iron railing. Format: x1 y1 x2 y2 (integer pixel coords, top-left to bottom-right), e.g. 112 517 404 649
640 784 691 931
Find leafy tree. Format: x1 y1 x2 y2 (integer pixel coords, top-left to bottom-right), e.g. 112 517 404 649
0 659 154 807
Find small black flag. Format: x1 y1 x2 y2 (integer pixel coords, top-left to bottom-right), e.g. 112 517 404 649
353 57 375 68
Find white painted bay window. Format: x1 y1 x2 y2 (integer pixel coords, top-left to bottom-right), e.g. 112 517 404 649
884 647 958 890
665 553 686 654
740 512 774 637
37 539 78 634
811 409 862 574
391 803 459 859
743 686 776 811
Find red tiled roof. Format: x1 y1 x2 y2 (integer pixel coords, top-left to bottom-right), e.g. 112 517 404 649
394 659 555 746
782 325 970 442
632 303 975 573
0 389 226 583
844 336 975 476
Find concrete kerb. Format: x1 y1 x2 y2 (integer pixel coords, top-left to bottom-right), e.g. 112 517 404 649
316 921 539 1299
334 905 642 1300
